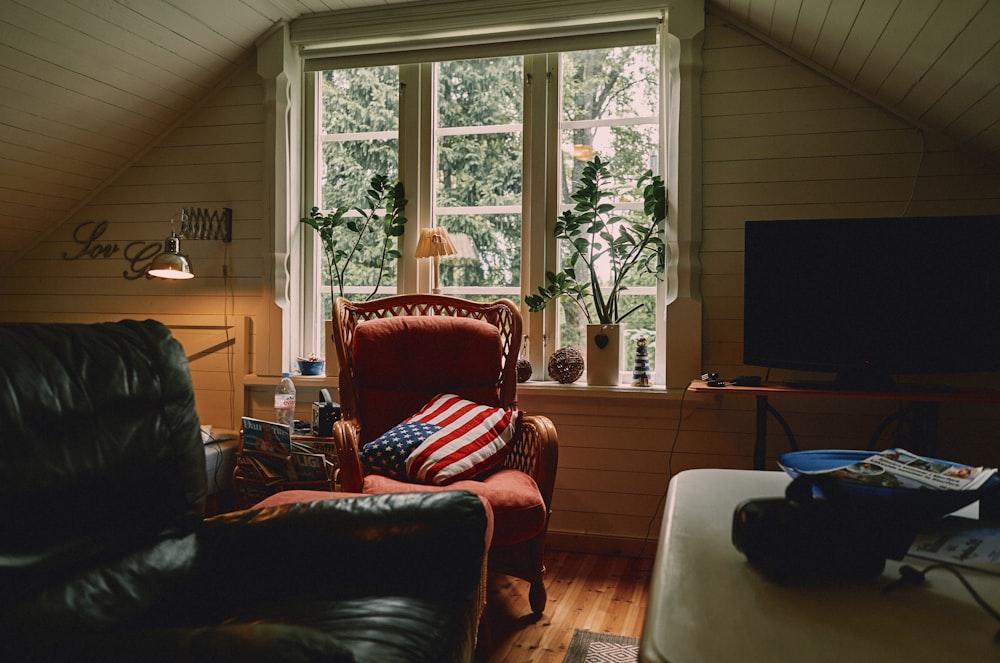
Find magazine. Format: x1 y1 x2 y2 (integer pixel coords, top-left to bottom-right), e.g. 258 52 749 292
799 448 997 491
290 452 330 481
241 417 292 457
292 438 340 470
233 419 339 507
235 452 284 485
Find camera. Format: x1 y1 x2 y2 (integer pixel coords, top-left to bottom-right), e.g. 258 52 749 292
732 476 921 582
311 388 340 436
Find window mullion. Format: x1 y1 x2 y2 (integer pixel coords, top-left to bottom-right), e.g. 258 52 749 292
398 63 434 294
522 53 559 378
300 72 323 354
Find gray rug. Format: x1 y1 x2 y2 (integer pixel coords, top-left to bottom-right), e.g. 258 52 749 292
564 629 639 663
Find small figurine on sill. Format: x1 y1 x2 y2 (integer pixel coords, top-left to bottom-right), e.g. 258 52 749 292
632 336 651 387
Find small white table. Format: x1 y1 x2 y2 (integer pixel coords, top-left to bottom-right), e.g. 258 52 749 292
639 469 1000 663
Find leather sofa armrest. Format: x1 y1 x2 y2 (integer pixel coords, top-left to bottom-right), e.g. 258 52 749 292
195 490 488 606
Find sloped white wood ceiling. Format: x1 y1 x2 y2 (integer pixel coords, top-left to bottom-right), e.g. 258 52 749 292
0 0 422 269
710 0 1000 163
1 0 998 268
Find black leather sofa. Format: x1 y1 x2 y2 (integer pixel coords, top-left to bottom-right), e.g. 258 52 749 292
0 320 489 663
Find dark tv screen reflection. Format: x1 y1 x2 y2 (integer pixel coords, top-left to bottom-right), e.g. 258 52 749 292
742 215 1000 389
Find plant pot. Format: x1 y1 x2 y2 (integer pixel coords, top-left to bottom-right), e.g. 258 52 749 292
297 358 325 376
587 323 621 386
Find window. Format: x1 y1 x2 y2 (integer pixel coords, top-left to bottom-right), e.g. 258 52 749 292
303 43 665 383
555 45 661 374
313 65 401 313
434 56 524 303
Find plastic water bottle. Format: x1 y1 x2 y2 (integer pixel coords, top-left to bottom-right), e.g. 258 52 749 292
274 372 296 427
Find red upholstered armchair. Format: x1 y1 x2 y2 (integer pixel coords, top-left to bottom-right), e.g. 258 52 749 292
329 294 558 617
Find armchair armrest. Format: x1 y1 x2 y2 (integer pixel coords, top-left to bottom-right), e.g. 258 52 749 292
508 414 559 508
196 491 489 607
331 419 364 492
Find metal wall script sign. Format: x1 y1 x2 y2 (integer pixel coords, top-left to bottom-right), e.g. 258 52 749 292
62 221 163 280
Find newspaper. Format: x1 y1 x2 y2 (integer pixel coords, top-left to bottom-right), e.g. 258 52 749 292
800 448 997 492
908 516 1000 575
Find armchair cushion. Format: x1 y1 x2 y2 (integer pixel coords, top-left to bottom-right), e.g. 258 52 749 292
361 393 520 485
364 469 545 547
352 316 503 443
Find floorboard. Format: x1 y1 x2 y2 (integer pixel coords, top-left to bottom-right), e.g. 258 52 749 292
478 551 652 662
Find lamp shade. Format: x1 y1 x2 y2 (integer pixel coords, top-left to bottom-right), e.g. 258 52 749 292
147 233 194 280
414 227 458 259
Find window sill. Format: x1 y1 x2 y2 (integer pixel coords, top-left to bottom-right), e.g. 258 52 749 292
517 380 681 400
244 374 336 387
245 374 685 400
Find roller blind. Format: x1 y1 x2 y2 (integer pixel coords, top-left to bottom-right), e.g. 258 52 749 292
292 0 662 71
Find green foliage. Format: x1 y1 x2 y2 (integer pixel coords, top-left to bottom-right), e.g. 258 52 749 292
434 57 524 292
525 155 667 324
313 48 661 341
301 174 408 303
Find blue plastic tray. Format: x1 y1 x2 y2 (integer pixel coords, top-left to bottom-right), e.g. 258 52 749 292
778 449 997 519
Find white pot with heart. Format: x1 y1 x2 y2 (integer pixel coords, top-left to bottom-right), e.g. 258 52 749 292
586 323 621 386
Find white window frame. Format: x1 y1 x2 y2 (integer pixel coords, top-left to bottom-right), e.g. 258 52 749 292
256 1 705 389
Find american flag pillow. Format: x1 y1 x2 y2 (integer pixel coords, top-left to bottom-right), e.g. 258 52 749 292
405 393 521 485
360 420 440 479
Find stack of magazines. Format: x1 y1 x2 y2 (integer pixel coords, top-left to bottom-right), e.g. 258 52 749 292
799 448 997 492
234 417 339 507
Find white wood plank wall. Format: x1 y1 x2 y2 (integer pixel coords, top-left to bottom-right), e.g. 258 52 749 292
3 19 1000 552
0 63 266 432
699 14 1000 479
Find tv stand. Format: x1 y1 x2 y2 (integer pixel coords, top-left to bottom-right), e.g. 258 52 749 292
784 379 955 394
783 368 918 392
688 380 1000 470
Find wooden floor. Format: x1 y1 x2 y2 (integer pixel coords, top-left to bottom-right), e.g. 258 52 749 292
477 551 652 662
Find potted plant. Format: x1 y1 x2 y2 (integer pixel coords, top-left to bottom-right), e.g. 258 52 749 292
525 155 666 385
300 174 408 373
301 174 408 304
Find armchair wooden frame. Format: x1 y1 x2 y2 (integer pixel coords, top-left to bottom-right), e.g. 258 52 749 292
329 294 559 616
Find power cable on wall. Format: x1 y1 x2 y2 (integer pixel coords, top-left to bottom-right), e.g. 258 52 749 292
637 379 694 564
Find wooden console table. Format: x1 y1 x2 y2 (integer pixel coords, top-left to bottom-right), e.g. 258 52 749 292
688 380 1000 470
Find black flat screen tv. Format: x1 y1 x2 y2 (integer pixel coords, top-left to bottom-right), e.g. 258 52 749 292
742 215 1000 390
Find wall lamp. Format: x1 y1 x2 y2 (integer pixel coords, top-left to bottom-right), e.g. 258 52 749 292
147 208 232 280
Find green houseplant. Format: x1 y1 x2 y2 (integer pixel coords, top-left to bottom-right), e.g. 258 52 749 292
300 174 407 374
301 173 408 305
526 155 666 384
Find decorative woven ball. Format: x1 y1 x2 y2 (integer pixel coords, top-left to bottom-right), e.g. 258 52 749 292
516 358 533 383
547 347 584 384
